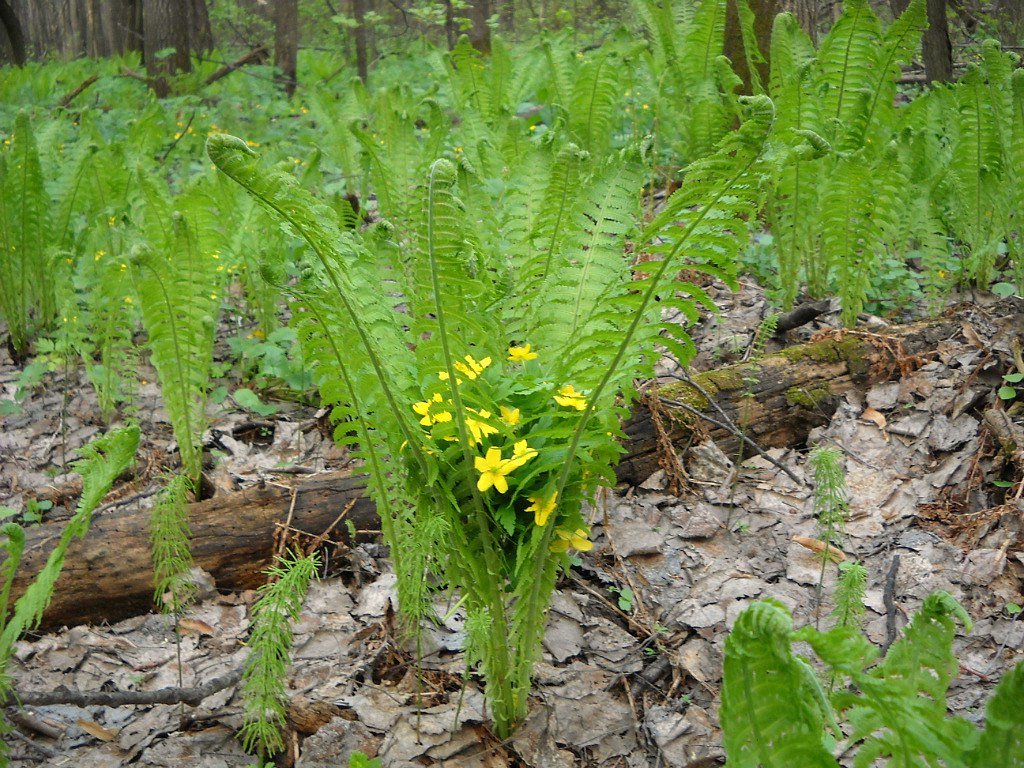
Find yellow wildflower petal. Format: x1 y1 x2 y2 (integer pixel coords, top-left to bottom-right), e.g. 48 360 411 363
508 344 538 362
526 493 557 526
499 406 521 426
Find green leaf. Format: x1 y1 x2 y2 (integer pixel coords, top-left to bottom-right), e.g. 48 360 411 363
997 386 1018 400
1002 373 1024 383
233 388 278 416
992 282 1016 298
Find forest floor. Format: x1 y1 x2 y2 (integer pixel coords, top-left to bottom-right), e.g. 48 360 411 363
0 279 1022 767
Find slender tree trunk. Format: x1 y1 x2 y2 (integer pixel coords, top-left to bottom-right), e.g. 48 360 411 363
923 0 953 82
0 0 27 65
443 0 457 49
143 0 193 96
274 0 299 97
353 0 368 82
186 0 212 55
467 0 492 54
724 0 781 94
784 0 817 43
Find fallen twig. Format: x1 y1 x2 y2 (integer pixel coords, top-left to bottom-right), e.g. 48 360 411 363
6 667 242 708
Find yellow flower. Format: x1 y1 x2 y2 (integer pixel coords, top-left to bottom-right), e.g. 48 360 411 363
554 384 587 411
413 392 452 427
503 439 537 472
94 250 106 261
642 103 649 110
475 447 512 493
550 527 593 553
526 492 557 526
123 296 133 304
508 344 538 362
466 409 499 443
453 354 491 380
499 405 520 426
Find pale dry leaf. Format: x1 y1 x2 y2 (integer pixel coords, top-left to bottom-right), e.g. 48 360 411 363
861 406 887 431
76 718 117 742
177 618 216 636
792 535 845 563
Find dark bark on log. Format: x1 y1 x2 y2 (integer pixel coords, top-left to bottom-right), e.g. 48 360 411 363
6 321 965 631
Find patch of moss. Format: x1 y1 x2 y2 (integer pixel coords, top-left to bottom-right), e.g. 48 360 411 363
785 383 833 408
778 337 868 375
659 380 712 410
700 367 748 392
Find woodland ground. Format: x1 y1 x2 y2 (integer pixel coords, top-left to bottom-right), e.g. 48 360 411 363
0 279 1022 767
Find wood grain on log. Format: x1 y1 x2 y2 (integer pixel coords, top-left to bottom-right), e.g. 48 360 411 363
7 322 963 630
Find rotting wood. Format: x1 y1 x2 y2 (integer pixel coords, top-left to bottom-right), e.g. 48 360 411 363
3 317 979 630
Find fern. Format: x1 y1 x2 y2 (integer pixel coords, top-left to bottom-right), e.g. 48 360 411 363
724 592 1024 768
0 111 55 358
721 600 839 767
130 178 224 485
965 661 1024 768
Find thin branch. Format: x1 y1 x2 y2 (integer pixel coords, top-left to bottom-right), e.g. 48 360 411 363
6 667 242 708
656 392 804 487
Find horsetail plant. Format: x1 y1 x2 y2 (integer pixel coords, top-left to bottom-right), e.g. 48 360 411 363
207 93 773 739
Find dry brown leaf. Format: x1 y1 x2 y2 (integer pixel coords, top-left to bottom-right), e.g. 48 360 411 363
792 536 846 563
861 406 887 430
961 322 984 349
76 718 117 742
177 617 216 636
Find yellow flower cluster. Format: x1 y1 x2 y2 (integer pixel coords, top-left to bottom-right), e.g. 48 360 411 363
413 392 453 426
474 440 538 493
554 384 587 411
550 527 593 552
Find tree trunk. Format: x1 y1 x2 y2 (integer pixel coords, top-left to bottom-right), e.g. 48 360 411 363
723 0 781 94
353 0 368 82
142 0 191 96
6 318 968 631
0 0 26 65
922 0 953 83
784 0 817 43
274 0 299 97
467 0 492 54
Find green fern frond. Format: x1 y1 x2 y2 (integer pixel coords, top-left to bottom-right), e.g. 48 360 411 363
837 591 975 766
131 179 223 484
721 600 840 767
967 660 1024 768
0 111 54 356
816 0 882 143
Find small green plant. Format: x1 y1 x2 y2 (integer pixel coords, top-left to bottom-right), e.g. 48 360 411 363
238 551 319 765
347 752 381 768
998 372 1023 401
609 585 635 613
808 444 849 624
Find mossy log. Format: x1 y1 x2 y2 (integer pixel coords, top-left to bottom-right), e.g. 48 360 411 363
9 321 962 630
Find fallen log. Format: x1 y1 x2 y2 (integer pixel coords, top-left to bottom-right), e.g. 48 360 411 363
5 320 970 630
